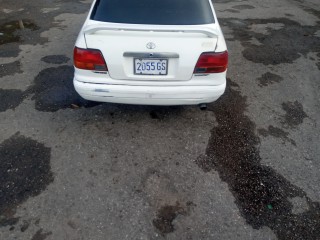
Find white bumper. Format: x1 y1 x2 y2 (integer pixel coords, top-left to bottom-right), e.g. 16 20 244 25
74 79 226 105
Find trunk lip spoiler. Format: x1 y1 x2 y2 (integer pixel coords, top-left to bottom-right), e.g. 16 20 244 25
83 24 218 38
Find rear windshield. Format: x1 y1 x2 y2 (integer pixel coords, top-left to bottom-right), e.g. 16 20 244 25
90 0 215 25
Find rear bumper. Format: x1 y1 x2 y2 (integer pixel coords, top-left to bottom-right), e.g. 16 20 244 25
74 79 226 105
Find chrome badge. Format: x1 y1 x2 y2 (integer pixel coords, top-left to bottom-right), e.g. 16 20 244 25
146 42 156 49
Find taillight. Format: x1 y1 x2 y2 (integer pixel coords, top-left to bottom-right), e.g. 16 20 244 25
194 51 228 74
73 47 108 71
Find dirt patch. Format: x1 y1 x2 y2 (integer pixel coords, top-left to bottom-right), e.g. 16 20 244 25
258 125 296 146
41 55 70 64
221 18 320 65
257 72 283 87
196 79 320 239
0 61 22 77
31 229 52 240
27 66 100 112
153 203 186 234
0 133 53 228
281 101 308 128
0 89 25 112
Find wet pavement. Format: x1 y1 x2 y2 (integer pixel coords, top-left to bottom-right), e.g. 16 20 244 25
0 0 319 239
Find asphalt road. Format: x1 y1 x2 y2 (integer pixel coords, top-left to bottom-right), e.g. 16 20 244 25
0 0 319 239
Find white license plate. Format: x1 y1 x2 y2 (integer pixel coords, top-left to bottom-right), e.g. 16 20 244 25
134 59 168 75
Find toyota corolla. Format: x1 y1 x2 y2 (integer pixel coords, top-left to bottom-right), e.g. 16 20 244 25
73 0 228 107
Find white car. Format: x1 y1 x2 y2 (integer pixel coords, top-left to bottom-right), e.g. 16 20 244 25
73 0 228 107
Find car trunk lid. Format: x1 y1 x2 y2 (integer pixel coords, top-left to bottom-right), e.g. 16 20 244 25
84 23 218 81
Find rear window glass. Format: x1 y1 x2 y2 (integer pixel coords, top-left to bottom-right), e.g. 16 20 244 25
90 0 215 25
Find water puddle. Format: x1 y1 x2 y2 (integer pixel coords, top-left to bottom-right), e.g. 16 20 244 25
0 20 39 45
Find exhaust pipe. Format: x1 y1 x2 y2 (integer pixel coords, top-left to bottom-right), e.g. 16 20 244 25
199 103 207 110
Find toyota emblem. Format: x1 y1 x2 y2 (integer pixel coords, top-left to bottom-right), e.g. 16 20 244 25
146 42 156 49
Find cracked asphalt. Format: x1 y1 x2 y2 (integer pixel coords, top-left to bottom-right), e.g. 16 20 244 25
0 0 319 239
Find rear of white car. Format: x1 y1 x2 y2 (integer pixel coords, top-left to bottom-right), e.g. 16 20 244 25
73 0 228 106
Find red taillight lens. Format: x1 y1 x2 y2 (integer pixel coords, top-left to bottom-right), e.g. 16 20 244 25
194 51 228 74
73 47 108 71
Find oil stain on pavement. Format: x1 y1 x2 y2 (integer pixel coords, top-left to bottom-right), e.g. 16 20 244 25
0 89 25 112
281 101 308 128
41 55 70 64
258 125 296 146
31 228 52 240
196 79 320 240
1 65 100 112
0 61 22 78
221 18 320 65
27 65 100 112
153 203 186 234
0 133 53 228
257 72 283 87
20 220 30 232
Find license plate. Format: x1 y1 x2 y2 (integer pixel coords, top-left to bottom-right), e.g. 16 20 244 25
134 59 168 75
